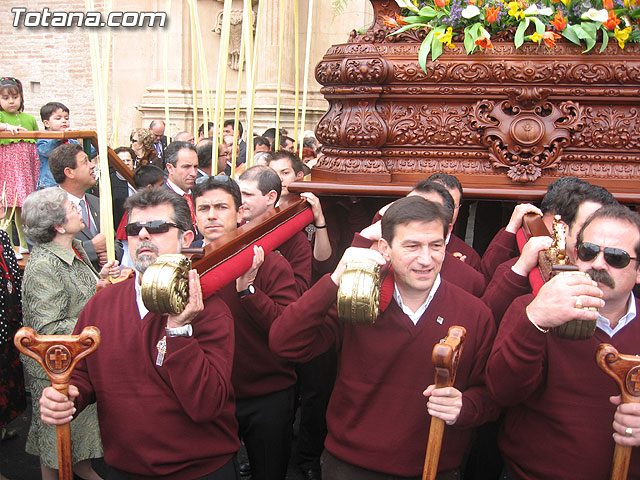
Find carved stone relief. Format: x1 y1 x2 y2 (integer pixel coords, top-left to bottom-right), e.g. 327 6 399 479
213 9 256 71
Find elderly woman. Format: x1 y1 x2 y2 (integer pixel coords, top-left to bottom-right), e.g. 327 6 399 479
21 187 118 480
130 128 160 168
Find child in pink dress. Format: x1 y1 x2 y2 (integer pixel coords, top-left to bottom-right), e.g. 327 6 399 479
0 77 39 253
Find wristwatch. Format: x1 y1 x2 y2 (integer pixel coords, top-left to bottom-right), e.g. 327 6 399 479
165 324 193 337
237 285 256 298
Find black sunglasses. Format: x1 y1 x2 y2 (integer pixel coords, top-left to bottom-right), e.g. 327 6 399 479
577 242 637 269
125 220 181 236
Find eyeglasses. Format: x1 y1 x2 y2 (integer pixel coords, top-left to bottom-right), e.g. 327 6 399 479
125 220 181 236
576 241 637 269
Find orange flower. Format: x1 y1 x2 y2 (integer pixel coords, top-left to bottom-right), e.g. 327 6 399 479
395 13 409 25
475 34 493 49
486 6 500 23
542 31 561 49
435 0 448 8
603 10 621 30
603 0 614 9
550 11 567 31
382 15 398 28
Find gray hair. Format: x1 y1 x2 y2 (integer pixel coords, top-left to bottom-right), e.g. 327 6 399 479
22 188 68 244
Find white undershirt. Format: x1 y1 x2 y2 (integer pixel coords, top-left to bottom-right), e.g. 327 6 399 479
393 274 441 325
597 293 636 337
134 270 149 319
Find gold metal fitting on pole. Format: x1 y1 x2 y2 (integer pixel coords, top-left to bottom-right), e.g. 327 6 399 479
337 259 381 325
141 254 191 315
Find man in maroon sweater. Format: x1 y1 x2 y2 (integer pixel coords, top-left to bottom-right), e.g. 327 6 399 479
270 196 499 479
238 165 312 295
487 204 640 480
193 176 299 480
39 188 240 479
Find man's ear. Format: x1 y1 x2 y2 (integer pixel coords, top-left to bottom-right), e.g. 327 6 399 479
296 171 304 181
43 119 50 129
446 222 453 236
266 190 278 206
166 163 175 175
63 166 75 180
181 229 195 248
378 237 391 262
236 205 245 225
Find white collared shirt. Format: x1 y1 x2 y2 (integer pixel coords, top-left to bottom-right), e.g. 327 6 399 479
134 270 150 320
597 293 637 337
166 178 188 196
393 274 441 325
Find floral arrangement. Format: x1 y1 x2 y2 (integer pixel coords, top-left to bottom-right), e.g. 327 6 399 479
385 0 640 70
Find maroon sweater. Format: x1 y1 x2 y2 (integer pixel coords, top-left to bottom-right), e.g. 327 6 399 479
270 274 499 476
480 228 518 283
487 295 640 480
481 257 530 325
277 230 312 295
72 278 239 480
220 251 298 399
447 234 481 271
351 232 485 297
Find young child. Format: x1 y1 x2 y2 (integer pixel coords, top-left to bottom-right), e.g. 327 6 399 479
0 77 39 253
37 102 97 190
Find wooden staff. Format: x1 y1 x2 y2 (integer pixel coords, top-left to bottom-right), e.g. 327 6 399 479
423 326 466 480
596 344 640 480
14 327 101 480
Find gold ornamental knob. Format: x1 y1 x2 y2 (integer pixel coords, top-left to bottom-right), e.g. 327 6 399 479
141 254 191 315
337 259 381 325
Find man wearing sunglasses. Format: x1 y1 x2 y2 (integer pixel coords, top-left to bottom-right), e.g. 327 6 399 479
38 188 240 479
192 176 298 480
487 203 640 480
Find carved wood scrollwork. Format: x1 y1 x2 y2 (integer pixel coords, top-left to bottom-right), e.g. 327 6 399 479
469 88 584 182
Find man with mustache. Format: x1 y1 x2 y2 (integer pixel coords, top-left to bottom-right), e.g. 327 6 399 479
487 203 640 480
192 176 298 480
38 188 240 479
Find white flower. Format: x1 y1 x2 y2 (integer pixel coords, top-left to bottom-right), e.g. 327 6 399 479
523 5 553 16
395 0 419 13
581 8 609 22
461 4 481 19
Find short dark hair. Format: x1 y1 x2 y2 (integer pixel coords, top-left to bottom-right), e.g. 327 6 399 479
577 204 640 267
239 165 282 204
49 143 83 184
133 164 165 189
196 139 213 169
0 77 24 112
224 119 244 137
198 122 214 136
382 196 450 244
192 176 242 211
124 188 193 233
279 135 294 148
165 141 197 167
253 135 270 150
114 146 136 161
428 173 463 201
40 102 69 123
411 180 455 221
540 176 590 214
268 150 305 176
554 182 617 228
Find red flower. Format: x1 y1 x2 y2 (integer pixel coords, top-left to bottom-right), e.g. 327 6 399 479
475 35 493 49
603 10 621 30
550 11 567 31
603 0 614 9
382 15 398 28
395 13 409 25
486 6 500 23
435 0 447 8
542 31 561 49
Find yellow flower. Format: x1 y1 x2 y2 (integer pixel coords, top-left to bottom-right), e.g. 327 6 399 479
614 26 632 49
507 1 525 19
434 27 455 48
530 31 543 43
560 0 571 6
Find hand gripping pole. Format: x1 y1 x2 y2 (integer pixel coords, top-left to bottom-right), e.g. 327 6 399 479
422 326 466 480
14 326 101 480
596 344 640 480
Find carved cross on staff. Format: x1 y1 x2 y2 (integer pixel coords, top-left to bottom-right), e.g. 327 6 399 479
14 326 101 480
596 344 640 480
422 326 466 480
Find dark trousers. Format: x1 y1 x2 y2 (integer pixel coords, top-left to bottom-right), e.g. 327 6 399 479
106 456 239 480
236 386 296 480
320 450 460 480
296 347 337 473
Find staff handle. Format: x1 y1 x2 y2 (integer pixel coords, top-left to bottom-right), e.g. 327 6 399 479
423 326 466 480
14 327 101 480
596 343 640 480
